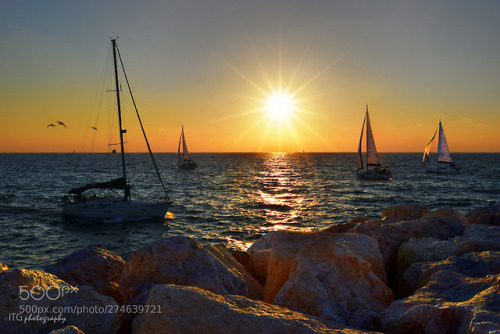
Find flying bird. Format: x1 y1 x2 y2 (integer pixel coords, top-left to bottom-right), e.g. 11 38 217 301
56 121 66 128
91 127 98 131
47 123 56 128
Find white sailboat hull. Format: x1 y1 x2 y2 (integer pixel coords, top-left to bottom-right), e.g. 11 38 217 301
425 163 459 174
177 160 197 169
357 167 393 180
62 197 170 220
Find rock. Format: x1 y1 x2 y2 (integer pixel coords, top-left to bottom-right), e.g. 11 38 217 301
422 207 469 235
230 249 250 267
0 263 9 273
348 210 470 283
46 246 124 303
462 224 500 251
381 205 428 221
396 237 474 278
132 284 371 334
0 268 119 334
322 217 369 234
50 325 85 334
204 244 263 300
119 236 247 304
466 205 500 225
247 249 270 286
397 251 500 298
248 231 387 304
381 271 500 334
273 238 393 330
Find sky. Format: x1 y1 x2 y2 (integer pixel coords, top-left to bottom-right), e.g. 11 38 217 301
1 0 499 153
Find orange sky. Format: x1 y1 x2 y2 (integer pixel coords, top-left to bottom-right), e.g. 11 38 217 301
1 1 499 153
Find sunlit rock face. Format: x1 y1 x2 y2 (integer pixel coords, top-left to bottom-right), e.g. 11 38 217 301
0 268 119 334
397 251 500 298
46 245 125 303
132 284 371 334
381 271 500 334
204 243 264 301
247 231 391 330
119 236 247 304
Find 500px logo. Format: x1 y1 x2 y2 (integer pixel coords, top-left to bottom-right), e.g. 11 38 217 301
18 285 78 301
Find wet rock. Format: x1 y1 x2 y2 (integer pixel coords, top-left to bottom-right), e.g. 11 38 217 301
0 268 119 334
132 284 372 334
397 251 500 298
381 205 428 221
46 246 124 303
381 271 500 334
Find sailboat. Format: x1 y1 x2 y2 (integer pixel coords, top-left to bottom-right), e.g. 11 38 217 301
177 125 197 169
356 105 393 180
423 121 459 173
62 39 171 220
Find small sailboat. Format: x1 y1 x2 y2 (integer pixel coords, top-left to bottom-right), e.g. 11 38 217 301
62 39 171 220
177 125 197 169
423 121 459 173
356 105 393 180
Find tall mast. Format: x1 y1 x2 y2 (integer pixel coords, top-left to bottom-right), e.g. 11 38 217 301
111 39 127 186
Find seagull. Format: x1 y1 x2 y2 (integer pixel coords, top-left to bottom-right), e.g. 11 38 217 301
56 121 66 128
91 127 98 131
47 123 56 128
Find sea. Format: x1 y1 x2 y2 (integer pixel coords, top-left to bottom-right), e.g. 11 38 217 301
0 152 499 270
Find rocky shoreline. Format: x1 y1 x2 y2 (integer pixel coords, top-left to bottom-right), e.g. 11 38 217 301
1 205 499 334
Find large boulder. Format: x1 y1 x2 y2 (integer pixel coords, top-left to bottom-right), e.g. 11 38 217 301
119 236 247 305
396 237 474 278
381 270 500 334
381 205 428 221
132 284 372 334
248 231 387 303
397 251 500 298
247 231 391 330
465 205 500 225
461 224 500 251
273 238 393 330
46 246 125 303
345 208 470 283
204 243 264 300
0 268 119 334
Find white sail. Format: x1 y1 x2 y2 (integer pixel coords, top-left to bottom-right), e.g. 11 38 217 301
365 108 380 166
437 121 452 163
423 129 437 164
357 114 366 169
180 126 191 162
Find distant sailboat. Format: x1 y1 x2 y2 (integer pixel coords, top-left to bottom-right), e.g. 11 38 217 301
423 121 459 173
177 126 197 169
356 105 393 180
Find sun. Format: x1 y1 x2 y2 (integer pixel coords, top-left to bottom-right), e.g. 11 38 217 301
264 90 296 121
